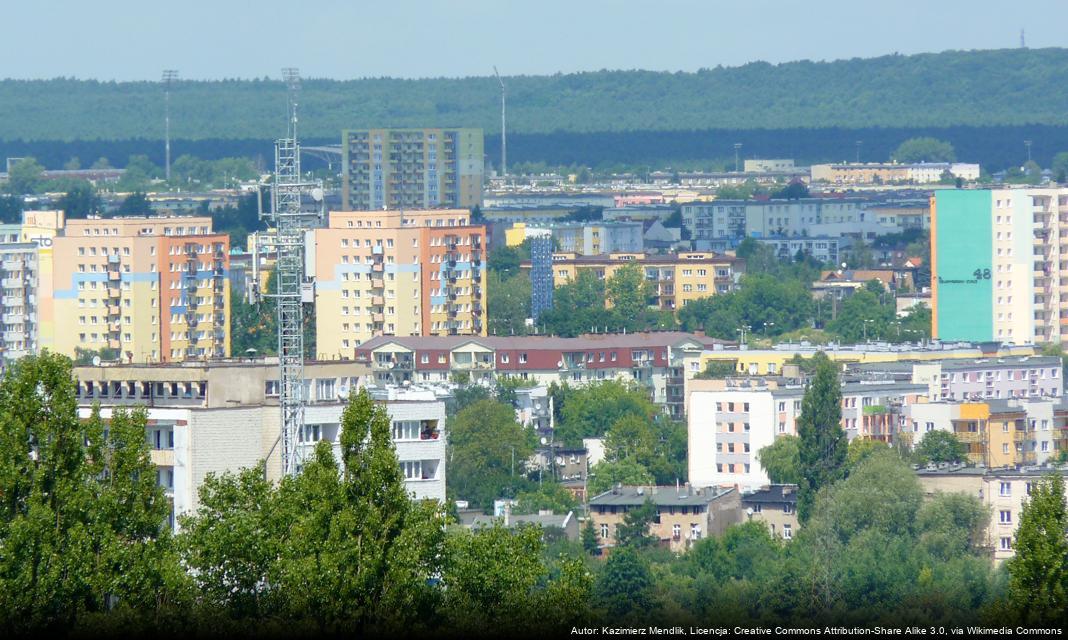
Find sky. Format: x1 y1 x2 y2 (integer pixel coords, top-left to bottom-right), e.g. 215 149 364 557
3 0 1065 81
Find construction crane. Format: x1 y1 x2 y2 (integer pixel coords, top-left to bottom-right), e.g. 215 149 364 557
257 68 324 477
494 66 507 178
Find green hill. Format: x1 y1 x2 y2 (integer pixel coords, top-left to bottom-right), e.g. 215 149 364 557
2 48 1068 142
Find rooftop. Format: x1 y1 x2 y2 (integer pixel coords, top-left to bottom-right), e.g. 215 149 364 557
589 485 734 508
357 331 728 353
742 484 798 505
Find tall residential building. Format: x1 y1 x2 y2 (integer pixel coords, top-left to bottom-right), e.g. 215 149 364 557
0 243 39 361
521 251 742 311
529 235 553 321
50 216 230 362
341 128 484 211
933 188 1068 344
311 209 486 356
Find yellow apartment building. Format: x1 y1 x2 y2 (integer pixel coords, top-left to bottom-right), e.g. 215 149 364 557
521 251 742 311
48 216 230 363
311 209 487 358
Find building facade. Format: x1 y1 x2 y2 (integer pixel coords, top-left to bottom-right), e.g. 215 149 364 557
356 332 722 418
811 162 980 185
0 242 39 361
341 128 483 211
932 188 1068 344
589 485 742 552
312 209 486 355
529 235 554 321
522 251 742 311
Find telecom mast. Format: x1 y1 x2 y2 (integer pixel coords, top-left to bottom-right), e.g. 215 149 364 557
493 66 507 177
260 68 324 476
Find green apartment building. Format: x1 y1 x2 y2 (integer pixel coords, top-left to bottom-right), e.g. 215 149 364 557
341 128 483 211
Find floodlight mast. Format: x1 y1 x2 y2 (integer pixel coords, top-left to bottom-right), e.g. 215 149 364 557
494 66 506 178
162 70 178 182
259 67 324 477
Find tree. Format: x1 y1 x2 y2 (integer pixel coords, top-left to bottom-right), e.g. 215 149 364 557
596 547 653 617
914 430 967 464
756 435 801 485
1052 152 1068 183
581 519 599 555
0 195 23 224
448 399 535 509
0 353 178 633
1007 473 1068 625
892 137 956 163
6 157 44 194
487 271 531 336
615 497 658 549
513 482 577 515
796 352 847 521
445 384 492 416
116 191 151 216
772 181 809 200
556 380 657 446
57 182 102 218
846 438 888 470
677 274 814 340
587 459 654 496
606 262 652 319
828 289 894 342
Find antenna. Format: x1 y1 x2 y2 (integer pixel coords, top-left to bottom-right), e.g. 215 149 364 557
493 66 507 178
733 143 742 173
259 66 324 477
162 70 178 182
1020 28 1026 48
282 67 301 139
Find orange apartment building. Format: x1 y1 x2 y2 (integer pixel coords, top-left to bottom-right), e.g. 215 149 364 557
311 209 486 357
50 216 230 363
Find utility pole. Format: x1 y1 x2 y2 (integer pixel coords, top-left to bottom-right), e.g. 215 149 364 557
734 143 742 173
1025 139 1033 164
494 66 507 178
162 70 178 182
855 140 862 164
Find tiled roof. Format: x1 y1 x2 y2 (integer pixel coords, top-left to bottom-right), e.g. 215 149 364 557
358 332 728 353
589 485 733 507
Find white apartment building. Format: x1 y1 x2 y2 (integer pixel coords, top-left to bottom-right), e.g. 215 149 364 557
687 378 927 491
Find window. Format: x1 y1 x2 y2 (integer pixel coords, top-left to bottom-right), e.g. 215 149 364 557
672 524 681 540
999 510 1012 524
265 380 280 397
392 421 420 441
1000 482 1011 497
316 379 336 401
601 524 609 539
782 524 792 540
783 503 794 515
1000 536 1012 551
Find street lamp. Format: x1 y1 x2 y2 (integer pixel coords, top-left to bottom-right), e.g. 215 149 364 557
862 318 875 342
764 321 775 338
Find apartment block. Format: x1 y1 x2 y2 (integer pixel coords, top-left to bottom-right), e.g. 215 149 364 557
311 209 486 355
355 332 721 418
521 251 742 311
933 188 1068 344
588 485 742 552
916 466 1068 563
73 359 366 525
907 399 1068 467
687 377 927 491
341 128 483 211
851 354 1063 402
550 222 645 255
811 162 980 185
0 243 40 361
48 217 230 362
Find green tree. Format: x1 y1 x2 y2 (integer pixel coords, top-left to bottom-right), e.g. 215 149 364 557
846 438 889 470
581 519 599 555
556 380 657 446
1007 473 1068 625
828 289 894 342
57 181 102 218
6 157 44 194
0 195 23 224
892 137 956 163
604 414 657 466
587 459 654 496
0 353 177 633
116 191 151 216
448 399 535 509
1052 152 1068 183
756 435 801 485
487 271 531 336
513 482 577 515
607 262 652 319
796 352 847 521
596 547 654 617
914 430 968 464
615 497 658 549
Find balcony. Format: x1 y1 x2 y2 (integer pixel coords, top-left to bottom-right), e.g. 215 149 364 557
954 431 984 444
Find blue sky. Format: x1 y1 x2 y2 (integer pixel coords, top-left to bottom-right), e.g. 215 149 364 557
4 0 1064 80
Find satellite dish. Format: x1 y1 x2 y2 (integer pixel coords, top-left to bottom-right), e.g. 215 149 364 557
310 187 324 202
92 356 101 366
540 437 548 445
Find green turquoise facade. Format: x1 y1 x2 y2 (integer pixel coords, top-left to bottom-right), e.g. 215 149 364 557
934 190 993 341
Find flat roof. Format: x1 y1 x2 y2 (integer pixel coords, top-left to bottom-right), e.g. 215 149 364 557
589 485 733 507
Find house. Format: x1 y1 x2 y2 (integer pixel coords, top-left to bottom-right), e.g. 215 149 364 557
468 510 580 541
741 484 799 541
588 484 742 552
